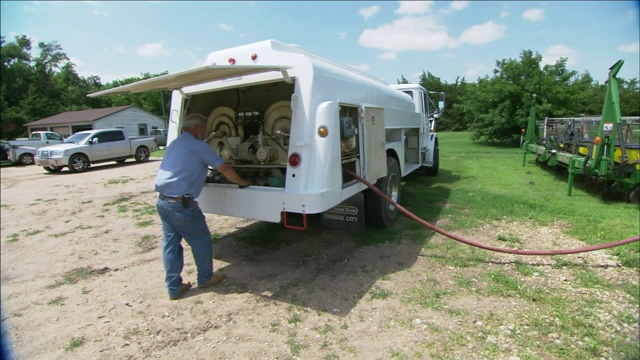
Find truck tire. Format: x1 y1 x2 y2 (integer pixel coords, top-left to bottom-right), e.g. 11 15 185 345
134 147 150 162
18 153 34 165
365 156 401 228
425 141 439 176
43 165 63 173
68 154 89 173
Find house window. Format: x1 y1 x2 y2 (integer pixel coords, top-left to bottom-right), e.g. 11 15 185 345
138 124 148 136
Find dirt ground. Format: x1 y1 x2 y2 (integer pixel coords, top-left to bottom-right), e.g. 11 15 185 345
1 159 638 360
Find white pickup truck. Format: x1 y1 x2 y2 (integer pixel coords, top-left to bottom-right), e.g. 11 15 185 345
35 128 157 173
1 140 37 165
9 131 65 148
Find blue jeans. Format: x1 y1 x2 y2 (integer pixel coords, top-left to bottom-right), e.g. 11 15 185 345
156 196 214 297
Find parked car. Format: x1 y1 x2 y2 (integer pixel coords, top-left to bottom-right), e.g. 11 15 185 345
35 128 157 173
1 140 37 165
150 129 168 147
8 131 65 149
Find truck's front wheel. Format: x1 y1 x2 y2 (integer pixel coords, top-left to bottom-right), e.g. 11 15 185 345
365 156 401 228
135 147 150 162
43 165 63 173
68 154 89 173
425 141 439 176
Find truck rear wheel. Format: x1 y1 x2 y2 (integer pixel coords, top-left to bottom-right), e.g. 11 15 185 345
135 147 150 162
365 156 401 228
68 154 89 173
18 153 34 165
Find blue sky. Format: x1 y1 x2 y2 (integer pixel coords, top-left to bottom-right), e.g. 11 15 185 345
2 1 639 85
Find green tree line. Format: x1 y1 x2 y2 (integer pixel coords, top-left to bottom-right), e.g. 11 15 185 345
2 35 639 144
407 50 639 145
0 35 171 140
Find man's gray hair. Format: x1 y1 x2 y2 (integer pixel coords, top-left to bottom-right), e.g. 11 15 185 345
182 114 206 131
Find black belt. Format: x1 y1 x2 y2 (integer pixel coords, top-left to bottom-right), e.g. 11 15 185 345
159 194 193 208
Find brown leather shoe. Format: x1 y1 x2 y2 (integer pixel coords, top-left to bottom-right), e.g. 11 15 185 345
200 272 226 288
169 282 192 300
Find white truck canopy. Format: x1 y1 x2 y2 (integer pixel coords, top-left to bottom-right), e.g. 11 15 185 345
87 65 291 97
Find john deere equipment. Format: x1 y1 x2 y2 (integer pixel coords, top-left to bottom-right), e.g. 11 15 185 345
522 60 640 203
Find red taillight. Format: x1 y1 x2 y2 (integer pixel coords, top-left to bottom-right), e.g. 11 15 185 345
251 53 258 61
228 57 236 65
288 153 301 168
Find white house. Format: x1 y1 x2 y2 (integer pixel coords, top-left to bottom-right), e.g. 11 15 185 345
26 105 166 138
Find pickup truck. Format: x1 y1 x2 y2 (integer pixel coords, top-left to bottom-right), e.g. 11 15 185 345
150 129 168 147
9 131 65 148
34 128 157 173
1 140 37 165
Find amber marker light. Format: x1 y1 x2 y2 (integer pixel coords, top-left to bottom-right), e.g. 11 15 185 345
318 126 329 138
594 137 601 145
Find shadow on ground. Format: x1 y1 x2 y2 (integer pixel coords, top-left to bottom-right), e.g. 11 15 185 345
207 171 458 316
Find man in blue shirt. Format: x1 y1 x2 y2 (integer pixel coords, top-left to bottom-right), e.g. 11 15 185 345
155 114 250 300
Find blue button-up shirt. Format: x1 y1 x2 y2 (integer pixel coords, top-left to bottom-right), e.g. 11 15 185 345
154 132 224 198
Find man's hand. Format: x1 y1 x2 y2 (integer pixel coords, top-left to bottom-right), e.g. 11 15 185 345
238 180 251 188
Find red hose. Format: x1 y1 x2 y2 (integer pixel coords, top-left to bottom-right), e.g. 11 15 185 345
346 170 639 255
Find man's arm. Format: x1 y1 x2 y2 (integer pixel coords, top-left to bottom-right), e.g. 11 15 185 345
217 163 250 188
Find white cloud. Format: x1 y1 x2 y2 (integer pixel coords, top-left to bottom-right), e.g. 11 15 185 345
359 5 379 20
542 45 577 66
522 8 544 22
22 4 38 12
112 45 126 55
219 22 233 31
442 53 455 60
349 63 370 72
500 11 508 18
459 21 506 45
464 62 492 80
450 1 468 11
337 32 346 40
137 43 170 57
618 42 639 53
378 52 397 60
359 15 457 52
69 57 83 67
395 1 433 15
92 9 108 17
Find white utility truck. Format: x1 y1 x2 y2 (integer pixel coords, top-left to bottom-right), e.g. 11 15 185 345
89 39 443 230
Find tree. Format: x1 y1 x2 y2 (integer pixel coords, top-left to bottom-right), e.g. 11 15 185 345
105 72 170 120
455 51 600 145
1 35 35 138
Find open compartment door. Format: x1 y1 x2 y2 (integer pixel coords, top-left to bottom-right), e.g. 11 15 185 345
363 107 386 181
87 65 291 97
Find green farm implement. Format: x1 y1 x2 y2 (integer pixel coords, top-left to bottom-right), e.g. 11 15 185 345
522 60 640 203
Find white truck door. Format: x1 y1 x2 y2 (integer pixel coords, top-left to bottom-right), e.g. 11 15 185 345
362 107 386 181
